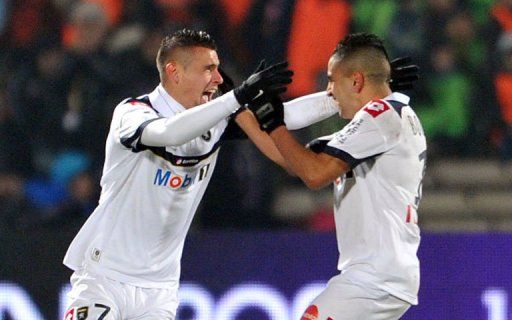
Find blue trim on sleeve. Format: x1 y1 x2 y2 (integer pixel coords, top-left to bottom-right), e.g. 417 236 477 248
323 146 361 168
387 100 407 118
323 146 383 168
306 138 330 153
120 118 162 151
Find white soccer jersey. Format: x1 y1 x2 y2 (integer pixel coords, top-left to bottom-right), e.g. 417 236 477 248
309 92 426 305
63 85 237 289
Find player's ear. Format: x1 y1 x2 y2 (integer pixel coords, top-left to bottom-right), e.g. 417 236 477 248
165 61 180 84
352 72 364 93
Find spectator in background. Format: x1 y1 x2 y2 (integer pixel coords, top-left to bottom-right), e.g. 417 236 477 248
286 0 351 98
423 0 460 49
445 10 500 153
417 44 472 156
7 34 70 174
352 0 397 39
0 0 7 36
61 1 121 169
488 0 512 62
387 0 425 62
241 0 295 74
115 26 162 98
47 170 98 227
0 87 35 232
0 0 62 70
494 33 512 162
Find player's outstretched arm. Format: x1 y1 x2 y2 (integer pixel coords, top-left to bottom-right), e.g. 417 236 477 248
141 62 293 147
219 65 294 172
247 94 350 189
283 92 338 130
141 91 240 147
234 110 292 173
269 126 350 189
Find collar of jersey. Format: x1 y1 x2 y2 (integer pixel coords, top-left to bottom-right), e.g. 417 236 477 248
147 84 186 117
386 92 410 105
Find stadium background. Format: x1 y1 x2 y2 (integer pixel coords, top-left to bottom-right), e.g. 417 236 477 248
1 0 512 319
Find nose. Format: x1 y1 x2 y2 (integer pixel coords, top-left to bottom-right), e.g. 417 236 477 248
213 68 223 85
326 82 333 96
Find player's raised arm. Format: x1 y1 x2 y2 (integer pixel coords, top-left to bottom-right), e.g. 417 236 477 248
140 61 293 147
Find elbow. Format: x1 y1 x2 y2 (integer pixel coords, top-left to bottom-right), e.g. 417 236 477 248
302 175 328 190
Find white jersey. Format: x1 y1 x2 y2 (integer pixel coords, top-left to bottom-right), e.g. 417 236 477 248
309 92 426 305
63 85 238 289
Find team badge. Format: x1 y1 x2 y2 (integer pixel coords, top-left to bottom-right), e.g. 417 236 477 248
77 306 89 320
201 130 211 141
364 100 390 117
301 305 319 320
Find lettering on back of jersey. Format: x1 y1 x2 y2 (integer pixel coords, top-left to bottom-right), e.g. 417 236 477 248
363 100 390 117
335 118 364 144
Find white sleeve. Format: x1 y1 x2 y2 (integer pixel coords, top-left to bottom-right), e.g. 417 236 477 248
283 91 338 130
115 100 160 150
322 100 402 167
141 91 240 147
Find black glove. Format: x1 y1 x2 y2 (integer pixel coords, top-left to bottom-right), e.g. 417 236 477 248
248 93 285 133
233 60 293 106
389 57 419 92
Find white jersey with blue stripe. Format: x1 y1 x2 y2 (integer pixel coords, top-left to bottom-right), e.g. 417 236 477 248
309 92 426 305
63 85 232 289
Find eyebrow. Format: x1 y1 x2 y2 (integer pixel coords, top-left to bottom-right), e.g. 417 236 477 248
205 63 218 70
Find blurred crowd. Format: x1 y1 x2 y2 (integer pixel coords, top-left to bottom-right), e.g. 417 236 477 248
1 0 512 232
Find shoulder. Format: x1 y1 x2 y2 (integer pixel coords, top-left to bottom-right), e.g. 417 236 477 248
353 99 403 140
114 96 156 116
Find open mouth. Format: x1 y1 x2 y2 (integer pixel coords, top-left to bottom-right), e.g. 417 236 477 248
202 89 217 102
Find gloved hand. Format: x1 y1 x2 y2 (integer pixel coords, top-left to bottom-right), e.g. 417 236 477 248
234 60 293 106
389 57 419 92
247 93 285 133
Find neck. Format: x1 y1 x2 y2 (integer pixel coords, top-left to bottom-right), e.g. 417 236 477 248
360 84 392 105
162 82 191 109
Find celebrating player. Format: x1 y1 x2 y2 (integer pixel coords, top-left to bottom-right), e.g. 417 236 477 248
249 33 426 319
62 29 292 319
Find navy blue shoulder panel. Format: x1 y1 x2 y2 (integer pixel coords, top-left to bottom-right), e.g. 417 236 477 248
126 96 152 107
306 138 330 153
387 100 407 118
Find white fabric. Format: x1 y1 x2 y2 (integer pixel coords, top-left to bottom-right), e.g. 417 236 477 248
65 268 178 320
322 92 426 305
303 273 410 320
283 91 338 130
141 87 239 146
63 84 230 289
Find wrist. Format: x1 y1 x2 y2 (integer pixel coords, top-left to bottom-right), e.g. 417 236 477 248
263 120 285 134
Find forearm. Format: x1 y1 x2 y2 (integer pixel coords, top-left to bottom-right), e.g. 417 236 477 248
141 91 240 146
283 92 338 130
270 126 348 189
235 110 291 172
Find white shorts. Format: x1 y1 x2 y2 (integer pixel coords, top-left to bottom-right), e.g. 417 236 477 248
64 269 178 320
301 273 411 320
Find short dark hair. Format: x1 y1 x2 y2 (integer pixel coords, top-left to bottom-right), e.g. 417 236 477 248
333 33 389 61
156 29 217 76
332 33 390 83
